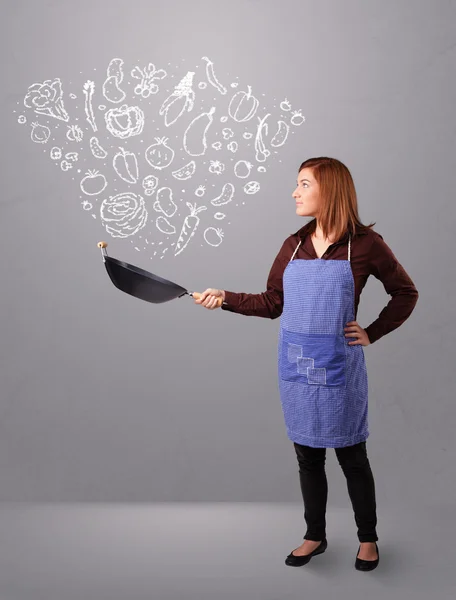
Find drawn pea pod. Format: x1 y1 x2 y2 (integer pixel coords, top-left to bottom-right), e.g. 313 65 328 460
153 187 177 218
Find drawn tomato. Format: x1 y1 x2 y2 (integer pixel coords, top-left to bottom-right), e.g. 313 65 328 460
80 170 108 196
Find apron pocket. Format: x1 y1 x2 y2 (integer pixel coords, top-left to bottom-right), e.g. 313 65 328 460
280 329 346 387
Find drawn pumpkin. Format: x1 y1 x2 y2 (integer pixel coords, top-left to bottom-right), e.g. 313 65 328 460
228 86 259 122
104 104 144 139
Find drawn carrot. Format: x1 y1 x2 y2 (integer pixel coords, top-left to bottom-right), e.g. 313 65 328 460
174 202 207 256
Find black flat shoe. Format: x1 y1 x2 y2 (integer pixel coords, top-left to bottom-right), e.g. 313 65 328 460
285 538 328 567
355 542 379 571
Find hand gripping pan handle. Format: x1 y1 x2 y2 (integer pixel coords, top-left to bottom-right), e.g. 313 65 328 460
97 241 223 306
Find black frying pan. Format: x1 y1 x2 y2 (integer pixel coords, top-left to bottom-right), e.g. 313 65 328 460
97 241 223 306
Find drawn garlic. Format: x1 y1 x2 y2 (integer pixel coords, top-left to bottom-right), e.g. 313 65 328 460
30 122 50 144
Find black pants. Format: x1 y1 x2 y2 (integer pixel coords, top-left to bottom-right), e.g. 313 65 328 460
293 440 378 543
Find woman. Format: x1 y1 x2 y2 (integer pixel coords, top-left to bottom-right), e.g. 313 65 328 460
194 157 419 571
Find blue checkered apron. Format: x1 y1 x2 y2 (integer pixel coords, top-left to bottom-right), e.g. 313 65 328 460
278 235 369 448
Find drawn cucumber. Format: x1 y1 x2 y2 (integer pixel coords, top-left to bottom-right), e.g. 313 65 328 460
210 183 235 206
90 136 108 159
270 120 289 147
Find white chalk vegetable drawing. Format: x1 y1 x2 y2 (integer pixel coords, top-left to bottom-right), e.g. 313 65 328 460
227 141 238 153
18 115 27 124
60 160 72 171
214 212 226 220
50 147 62 160
159 71 195 127
142 175 159 196
254 113 271 162
211 142 222 151
211 183 235 206
243 132 253 139
204 227 224 247
65 152 78 162
100 192 148 238
113 147 139 184
234 160 253 179
30 122 50 144
24 78 69 122
103 58 126 103
67 124 84 142
195 185 206 197
280 98 292 111
290 110 305 126
156 216 176 235
209 160 225 175
83 81 97 132
222 128 234 140
174 202 207 256
80 170 108 196
270 120 290 147
172 160 196 180
228 86 259 122
145 137 175 170
103 76 126 104
107 58 124 83
90 136 108 159
244 181 260 194
105 104 144 139
202 56 227 95
131 63 167 98
153 187 177 218
183 106 216 157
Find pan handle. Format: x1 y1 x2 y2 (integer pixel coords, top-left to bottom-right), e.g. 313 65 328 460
192 292 223 307
97 241 108 261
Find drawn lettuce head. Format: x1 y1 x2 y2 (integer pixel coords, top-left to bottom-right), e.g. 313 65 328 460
24 78 69 122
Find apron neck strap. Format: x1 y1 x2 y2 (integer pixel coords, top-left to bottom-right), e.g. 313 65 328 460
290 234 352 261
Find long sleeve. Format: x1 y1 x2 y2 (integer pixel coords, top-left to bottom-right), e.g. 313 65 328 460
221 240 289 318
364 233 419 344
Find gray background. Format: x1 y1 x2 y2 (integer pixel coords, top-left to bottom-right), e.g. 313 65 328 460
0 0 453 510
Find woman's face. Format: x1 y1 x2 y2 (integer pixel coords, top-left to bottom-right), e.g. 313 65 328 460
292 167 321 217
